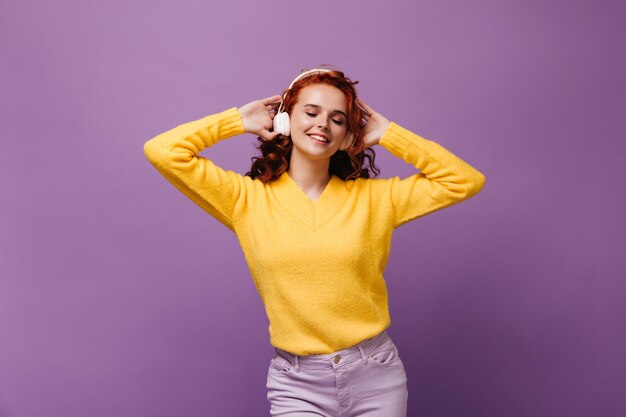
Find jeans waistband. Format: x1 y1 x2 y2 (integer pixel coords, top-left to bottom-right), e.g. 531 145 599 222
274 330 393 371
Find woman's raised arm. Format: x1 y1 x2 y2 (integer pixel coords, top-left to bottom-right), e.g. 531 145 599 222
143 96 280 231
359 99 486 228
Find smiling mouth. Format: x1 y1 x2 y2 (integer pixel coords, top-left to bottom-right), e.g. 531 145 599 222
307 134 330 144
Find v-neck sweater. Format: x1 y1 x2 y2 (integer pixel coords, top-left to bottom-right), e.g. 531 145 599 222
144 107 486 355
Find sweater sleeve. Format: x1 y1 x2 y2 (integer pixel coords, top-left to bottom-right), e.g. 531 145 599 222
379 122 486 228
143 107 247 231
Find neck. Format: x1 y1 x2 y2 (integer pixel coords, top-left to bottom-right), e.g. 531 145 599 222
287 151 332 197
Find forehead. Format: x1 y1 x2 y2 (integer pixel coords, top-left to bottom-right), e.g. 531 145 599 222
295 84 347 111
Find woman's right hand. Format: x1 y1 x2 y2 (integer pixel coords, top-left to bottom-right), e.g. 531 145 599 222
238 95 283 141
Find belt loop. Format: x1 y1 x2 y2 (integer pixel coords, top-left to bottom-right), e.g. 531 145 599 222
357 344 368 365
294 354 300 372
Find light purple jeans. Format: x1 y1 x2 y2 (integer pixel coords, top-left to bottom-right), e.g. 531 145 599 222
266 330 408 416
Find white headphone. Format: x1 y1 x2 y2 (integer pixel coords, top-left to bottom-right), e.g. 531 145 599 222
272 68 333 137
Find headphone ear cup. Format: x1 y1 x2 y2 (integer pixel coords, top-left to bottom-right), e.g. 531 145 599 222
273 112 290 136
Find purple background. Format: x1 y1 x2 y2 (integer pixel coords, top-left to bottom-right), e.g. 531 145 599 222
1 0 624 416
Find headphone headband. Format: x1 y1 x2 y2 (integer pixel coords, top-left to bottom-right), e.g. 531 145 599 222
287 68 333 90
277 68 334 114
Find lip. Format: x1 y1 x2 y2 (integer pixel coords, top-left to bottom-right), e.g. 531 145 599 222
307 134 330 145
307 132 330 143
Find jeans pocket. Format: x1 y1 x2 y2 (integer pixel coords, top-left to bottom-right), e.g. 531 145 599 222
268 353 292 374
367 340 401 366
350 341 408 400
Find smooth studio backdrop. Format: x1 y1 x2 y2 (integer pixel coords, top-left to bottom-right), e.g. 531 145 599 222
1 0 624 416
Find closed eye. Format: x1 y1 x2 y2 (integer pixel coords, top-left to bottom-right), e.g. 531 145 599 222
306 112 344 126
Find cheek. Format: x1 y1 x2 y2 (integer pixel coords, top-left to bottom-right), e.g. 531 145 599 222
333 124 348 138
291 113 311 129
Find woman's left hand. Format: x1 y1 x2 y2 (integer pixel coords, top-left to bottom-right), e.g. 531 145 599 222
358 99 390 149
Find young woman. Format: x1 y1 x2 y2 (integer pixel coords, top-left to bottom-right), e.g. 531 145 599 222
144 68 486 416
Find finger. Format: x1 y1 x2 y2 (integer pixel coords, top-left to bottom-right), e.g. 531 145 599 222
357 99 375 115
266 102 281 111
262 95 283 105
259 129 280 141
258 129 271 140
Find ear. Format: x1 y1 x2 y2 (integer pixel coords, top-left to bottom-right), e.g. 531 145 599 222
339 132 354 151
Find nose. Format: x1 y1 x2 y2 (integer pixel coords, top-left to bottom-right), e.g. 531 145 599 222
317 115 329 130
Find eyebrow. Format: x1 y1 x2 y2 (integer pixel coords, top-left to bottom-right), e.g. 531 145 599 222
303 104 347 119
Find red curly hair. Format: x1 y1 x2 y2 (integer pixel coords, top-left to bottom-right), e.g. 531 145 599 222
245 68 380 182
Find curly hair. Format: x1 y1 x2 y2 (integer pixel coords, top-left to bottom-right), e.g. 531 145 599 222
245 68 380 182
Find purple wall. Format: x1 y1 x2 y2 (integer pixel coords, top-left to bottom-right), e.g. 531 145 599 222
1 0 624 416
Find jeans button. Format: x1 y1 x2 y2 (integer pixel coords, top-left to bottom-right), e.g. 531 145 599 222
333 355 341 364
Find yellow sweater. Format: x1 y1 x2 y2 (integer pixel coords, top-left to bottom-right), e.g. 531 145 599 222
144 107 485 355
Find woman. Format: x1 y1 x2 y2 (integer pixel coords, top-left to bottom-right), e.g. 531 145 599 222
144 68 486 416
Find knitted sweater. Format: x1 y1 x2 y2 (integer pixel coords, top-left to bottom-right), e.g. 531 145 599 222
144 107 485 355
